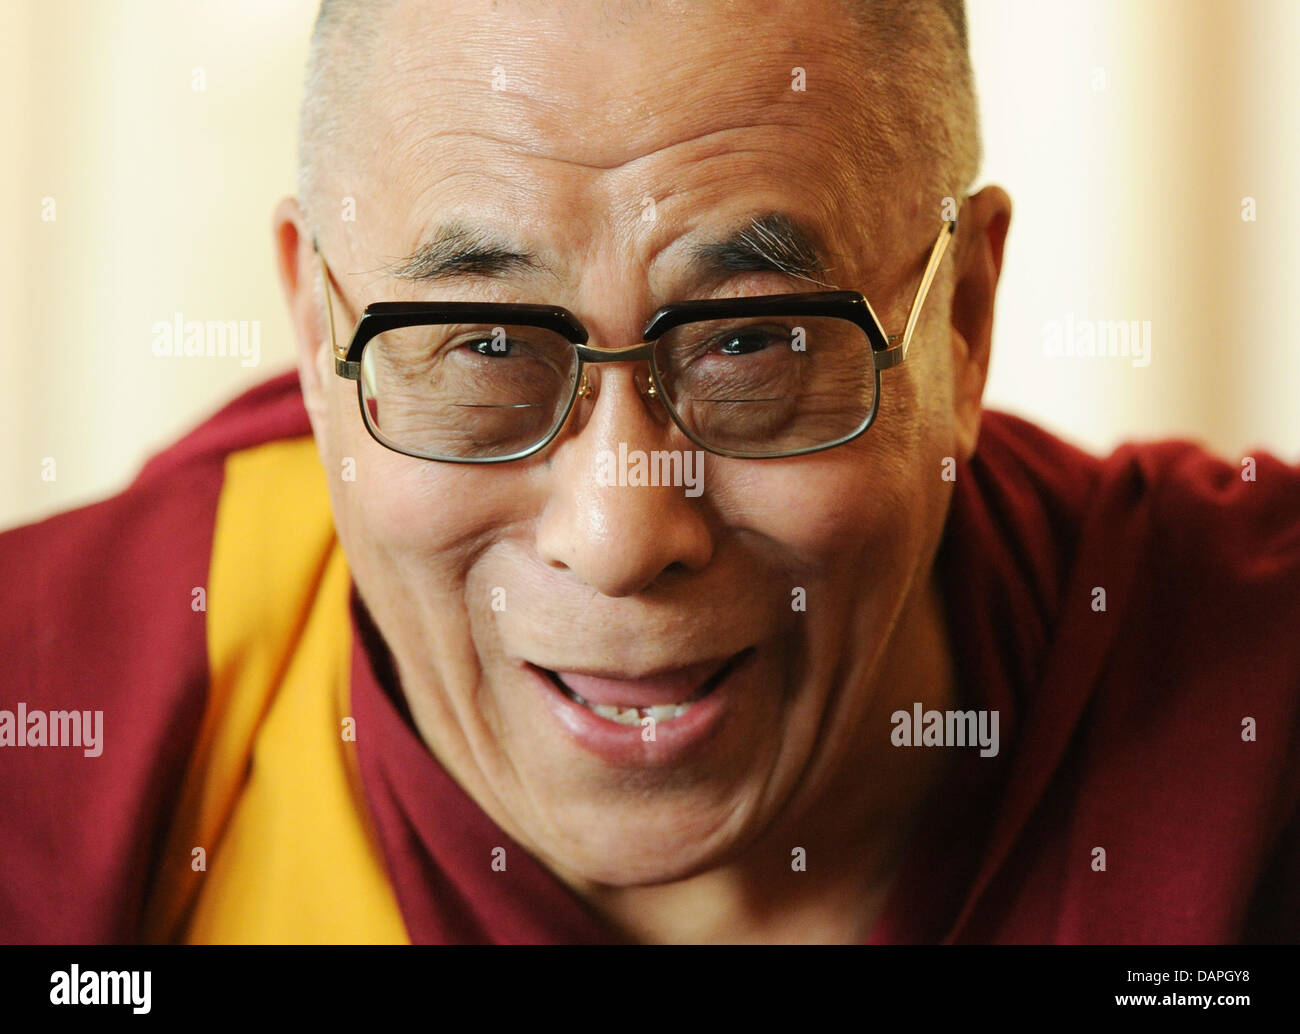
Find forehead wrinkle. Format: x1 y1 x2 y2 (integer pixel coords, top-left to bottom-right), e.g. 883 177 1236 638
370 6 882 172
390 122 865 225
382 118 856 239
383 78 849 176
369 43 883 235
355 19 897 252
364 76 888 301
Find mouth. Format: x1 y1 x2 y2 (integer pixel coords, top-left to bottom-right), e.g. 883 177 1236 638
531 649 753 726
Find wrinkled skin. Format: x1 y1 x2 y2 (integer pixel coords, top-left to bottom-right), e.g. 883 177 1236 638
274 0 1010 942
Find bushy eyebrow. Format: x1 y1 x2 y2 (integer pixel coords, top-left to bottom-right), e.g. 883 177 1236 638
690 212 836 289
384 211 836 290
384 222 545 283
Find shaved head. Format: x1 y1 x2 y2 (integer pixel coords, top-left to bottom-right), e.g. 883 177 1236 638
296 0 980 235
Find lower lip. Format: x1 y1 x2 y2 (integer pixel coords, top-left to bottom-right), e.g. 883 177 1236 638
524 652 752 766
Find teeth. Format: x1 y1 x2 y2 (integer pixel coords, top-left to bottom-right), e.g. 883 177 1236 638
550 669 705 725
579 699 696 724
589 704 642 725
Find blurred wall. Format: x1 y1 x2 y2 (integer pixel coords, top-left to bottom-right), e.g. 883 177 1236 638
2 0 1298 530
972 0 1300 459
0 0 314 530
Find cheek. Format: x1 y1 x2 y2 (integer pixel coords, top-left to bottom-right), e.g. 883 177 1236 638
712 434 925 574
340 459 533 604
319 376 522 570
319 394 539 689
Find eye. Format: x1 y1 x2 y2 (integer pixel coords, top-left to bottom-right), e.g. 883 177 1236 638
468 332 515 357
717 327 783 355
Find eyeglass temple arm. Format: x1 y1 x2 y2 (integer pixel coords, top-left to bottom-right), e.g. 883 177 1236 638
313 236 360 377
872 219 957 371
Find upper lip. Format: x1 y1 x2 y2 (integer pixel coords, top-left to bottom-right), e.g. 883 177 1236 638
526 655 737 681
525 648 753 709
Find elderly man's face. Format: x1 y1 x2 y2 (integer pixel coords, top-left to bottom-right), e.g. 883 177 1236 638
291 0 983 889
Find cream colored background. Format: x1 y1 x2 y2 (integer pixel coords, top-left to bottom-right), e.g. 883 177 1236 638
2 0 1297 530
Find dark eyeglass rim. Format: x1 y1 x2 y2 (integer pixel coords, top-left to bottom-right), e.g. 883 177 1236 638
349 317 885 463
315 218 956 462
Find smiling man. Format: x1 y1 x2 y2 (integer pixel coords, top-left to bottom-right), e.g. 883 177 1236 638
282 0 995 943
2 0 1297 945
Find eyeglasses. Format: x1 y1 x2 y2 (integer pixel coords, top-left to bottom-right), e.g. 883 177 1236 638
313 219 955 462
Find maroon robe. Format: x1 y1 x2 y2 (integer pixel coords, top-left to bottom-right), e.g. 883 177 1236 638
2 370 1296 942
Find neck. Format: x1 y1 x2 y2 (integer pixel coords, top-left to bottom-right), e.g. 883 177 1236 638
582 566 959 944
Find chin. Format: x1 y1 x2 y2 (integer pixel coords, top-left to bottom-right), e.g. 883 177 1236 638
534 805 757 887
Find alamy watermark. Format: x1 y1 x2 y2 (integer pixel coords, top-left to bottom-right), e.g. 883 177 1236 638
596 444 704 498
151 312 261 367
891 702 999 758
50 966 150 1014
0 703 102 757
1043 314 1151 368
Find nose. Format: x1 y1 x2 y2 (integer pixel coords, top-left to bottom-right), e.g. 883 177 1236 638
534 364 714 598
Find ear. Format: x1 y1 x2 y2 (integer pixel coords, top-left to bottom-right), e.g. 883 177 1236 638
271 197 330 427
948 185 1011 463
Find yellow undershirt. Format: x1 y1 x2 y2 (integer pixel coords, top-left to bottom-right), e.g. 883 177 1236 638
141 438 408 944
